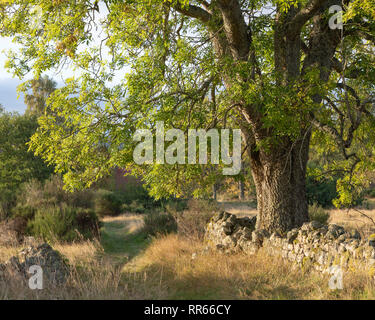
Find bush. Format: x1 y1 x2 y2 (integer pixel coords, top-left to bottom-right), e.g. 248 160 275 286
75 208 101 238
172 199 218 240
0 198 14 221
185 198 219 213
17 175 94 210
363 188 375 198
163 199 188 214
94 189 123 217
7 175 100 243
306 175 337 208
308 203 330 225
173 210 214 241
143 212 177 237
115 184 160 209
27 205 100 243
12 204 37 221
0 113 54 220
123 200 146 214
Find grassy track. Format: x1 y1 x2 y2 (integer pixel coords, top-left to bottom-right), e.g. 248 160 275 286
100 214 149 264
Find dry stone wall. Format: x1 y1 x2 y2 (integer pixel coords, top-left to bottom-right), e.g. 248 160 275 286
205 211 375 273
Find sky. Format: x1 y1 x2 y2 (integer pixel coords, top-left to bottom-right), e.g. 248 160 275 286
0 37 26 113
0 36 78 114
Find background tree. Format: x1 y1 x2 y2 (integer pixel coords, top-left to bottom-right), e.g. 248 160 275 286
1 0 375 233
0 111 53 218
23 75 57 116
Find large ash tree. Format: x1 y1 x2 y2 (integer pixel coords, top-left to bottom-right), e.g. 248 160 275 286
1 0 375 233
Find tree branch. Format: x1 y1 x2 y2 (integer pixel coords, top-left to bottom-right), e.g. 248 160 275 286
287 0 327 37
216 0 250 61
172 2 212 23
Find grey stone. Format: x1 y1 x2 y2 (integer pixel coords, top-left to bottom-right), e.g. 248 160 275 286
287 229 298 243
204 212 373 274
0 243 69 287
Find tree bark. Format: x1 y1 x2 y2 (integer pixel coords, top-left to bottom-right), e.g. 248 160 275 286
239 180 245 200
239 161 245 200
212 183 217 200
249 132 311 234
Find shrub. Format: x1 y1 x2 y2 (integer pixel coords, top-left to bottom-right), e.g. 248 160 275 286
75 208 101 239
0 198 14 221
363 188 375 198
1 216 28 243
127 200 146 214
0 113 54 220
308 203 330 225
94 189 122 217
8 176 99 242
172 199 218 240
143 212 177 237
163 199 188 214
9 205 37 239
27 205 100 243
173 210 214 241
185 198 219 213
28 206 76 242
17 175 94 210
113 184 158 208
306 176 337 208
120 185 149 203
12 204 37 221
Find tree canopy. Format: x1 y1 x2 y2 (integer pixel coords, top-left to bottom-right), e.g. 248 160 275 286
0 110 53 216
1 0 375 232
23 75 57 116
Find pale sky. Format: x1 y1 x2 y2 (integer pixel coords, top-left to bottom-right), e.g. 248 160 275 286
0 37 25 113
0 37 75 113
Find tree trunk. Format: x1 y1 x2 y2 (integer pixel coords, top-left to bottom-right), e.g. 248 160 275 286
212 183 217 201
239 180 245 200
238 161 245 200
249 133 310 234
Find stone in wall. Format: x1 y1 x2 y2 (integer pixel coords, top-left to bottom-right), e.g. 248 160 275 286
204 211 257 253
205 211 375 273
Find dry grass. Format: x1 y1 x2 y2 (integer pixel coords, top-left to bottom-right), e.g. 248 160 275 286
1 233 375 299
123 234 375 299
2 208 375 299
53 239 103 265
0 214 147 300
102 214 144 231
329 208 375 238
0 245 21 263
0 238 128 299
219 200 257 217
